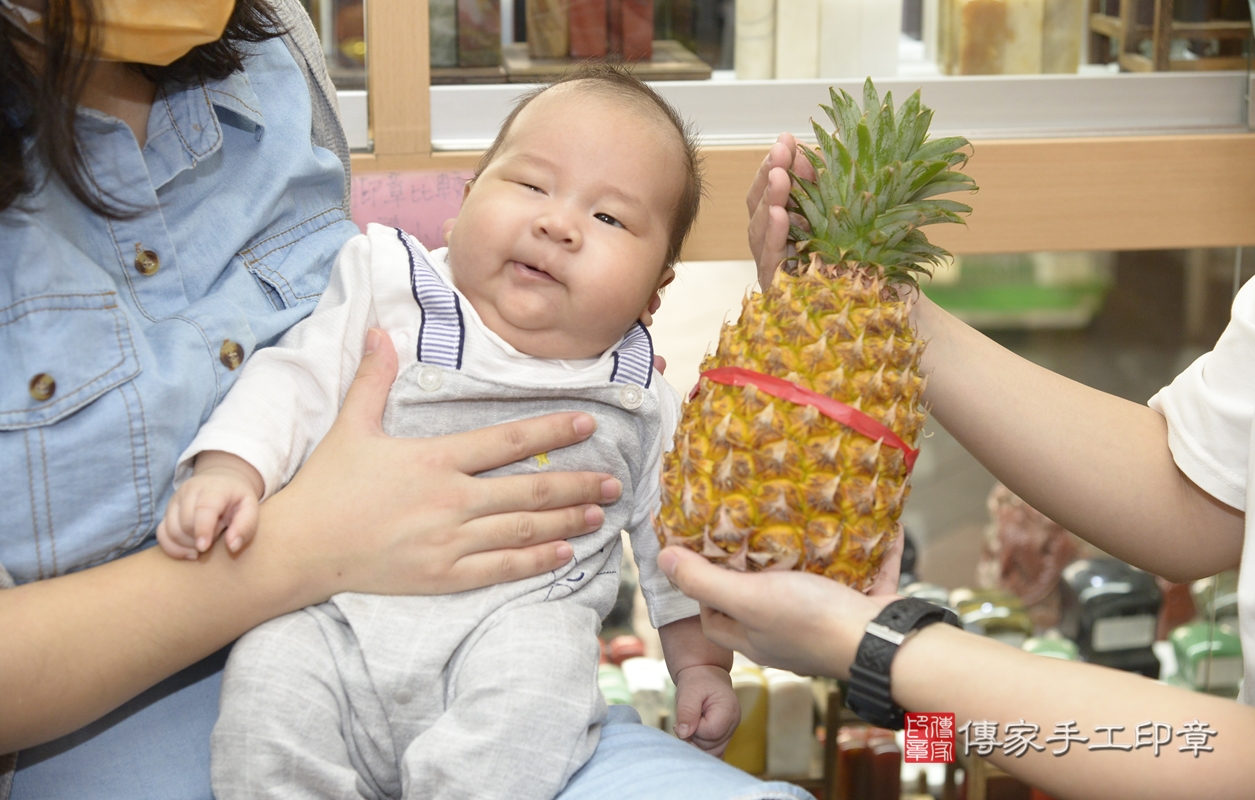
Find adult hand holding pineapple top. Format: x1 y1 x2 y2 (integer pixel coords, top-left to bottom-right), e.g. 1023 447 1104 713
660 84 1253 799
656 82 972 590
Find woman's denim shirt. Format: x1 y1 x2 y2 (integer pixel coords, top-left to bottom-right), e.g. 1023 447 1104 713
0 38 359 583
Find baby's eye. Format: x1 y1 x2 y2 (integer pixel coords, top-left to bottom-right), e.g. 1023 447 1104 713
521 183 543 192
595 213 624 229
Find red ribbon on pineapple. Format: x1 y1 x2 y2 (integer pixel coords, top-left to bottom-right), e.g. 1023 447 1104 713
698 366 920 471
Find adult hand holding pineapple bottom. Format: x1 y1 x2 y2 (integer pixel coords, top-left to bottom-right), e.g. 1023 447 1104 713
655 80 975 590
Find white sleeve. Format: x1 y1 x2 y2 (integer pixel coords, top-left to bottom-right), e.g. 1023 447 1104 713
1148 279 1255 512
175 233 378 498
628 374 700 629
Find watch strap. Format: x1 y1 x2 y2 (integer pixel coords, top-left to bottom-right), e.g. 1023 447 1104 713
845 597 959 730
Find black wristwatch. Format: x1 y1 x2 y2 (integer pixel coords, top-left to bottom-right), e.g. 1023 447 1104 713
845 597 960 730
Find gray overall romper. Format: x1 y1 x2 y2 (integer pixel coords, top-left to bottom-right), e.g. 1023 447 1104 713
211 231 666 800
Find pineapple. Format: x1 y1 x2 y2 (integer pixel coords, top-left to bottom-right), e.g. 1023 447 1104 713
656 80 975 590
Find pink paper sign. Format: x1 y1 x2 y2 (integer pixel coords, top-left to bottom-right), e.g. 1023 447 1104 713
351 170 473 251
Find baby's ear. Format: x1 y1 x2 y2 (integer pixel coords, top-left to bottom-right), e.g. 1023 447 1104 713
640 268 675 327
657 267 676 292
446 178 476 244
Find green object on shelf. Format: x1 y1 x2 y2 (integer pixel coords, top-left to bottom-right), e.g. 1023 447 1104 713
598 663 633 705
927 284 1107 313
1023 634 1080 661
926 252 1113 329
1168 621 1243 698
1190 570 1240 623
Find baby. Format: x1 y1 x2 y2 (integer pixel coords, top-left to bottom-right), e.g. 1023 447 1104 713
159 65 738 800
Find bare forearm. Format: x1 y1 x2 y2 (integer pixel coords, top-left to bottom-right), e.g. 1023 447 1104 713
915 295 1242 580
659 615 734 679
660 543 1251 797
893 624 1252 799
0 501 321 752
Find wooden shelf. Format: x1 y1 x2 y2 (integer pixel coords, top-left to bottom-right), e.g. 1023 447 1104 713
1090 0 1251 72
431 65 507 84
500 40 712 83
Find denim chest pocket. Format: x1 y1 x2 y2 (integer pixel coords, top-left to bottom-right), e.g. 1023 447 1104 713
0 292 149 583
238 206 351 309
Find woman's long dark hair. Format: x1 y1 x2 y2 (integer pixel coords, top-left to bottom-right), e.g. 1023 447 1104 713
0 0 286 217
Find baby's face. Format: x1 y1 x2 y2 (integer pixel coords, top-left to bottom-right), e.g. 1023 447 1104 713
446 86 684 360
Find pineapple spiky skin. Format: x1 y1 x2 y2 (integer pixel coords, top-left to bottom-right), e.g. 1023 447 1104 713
655 80 974 590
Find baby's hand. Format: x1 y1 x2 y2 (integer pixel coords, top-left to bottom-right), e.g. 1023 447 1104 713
672 664 740 757
157 457 262 560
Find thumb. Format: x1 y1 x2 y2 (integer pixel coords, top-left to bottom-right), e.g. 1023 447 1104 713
659 548 750 620
758 202 790 291
672 686 703 740
338 328 398 435
868 531 904 596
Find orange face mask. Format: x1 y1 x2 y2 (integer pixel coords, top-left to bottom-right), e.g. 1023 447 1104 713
0 0 235 66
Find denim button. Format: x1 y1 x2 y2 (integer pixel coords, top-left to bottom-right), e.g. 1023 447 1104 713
134 244 160 276
219 340 245 370
29 372 56 401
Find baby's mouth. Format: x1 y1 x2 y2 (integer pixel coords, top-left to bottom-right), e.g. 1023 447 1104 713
512 260 558 282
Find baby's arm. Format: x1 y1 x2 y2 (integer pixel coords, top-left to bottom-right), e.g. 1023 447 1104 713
659 616 738 755
630 377 736 751
162 232 382 563
156 451 264 559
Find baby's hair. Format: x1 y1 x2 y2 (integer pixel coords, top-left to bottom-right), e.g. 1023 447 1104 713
474 63 704 270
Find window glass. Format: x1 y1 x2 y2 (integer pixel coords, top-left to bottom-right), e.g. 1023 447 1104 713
424 1 1253 149
422 1 1252 82
305 0 369 149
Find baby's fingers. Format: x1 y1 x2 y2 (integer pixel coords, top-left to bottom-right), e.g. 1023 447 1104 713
181 486 231 553
691 700 740 756
156 504 199 561
672 689 704 742
675 680 739 756
223 496 260 554
192 501 224 553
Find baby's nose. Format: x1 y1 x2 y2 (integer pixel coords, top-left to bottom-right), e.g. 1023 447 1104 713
535 211 581 247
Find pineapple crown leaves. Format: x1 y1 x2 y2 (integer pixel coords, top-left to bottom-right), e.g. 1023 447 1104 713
786 79 977 288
